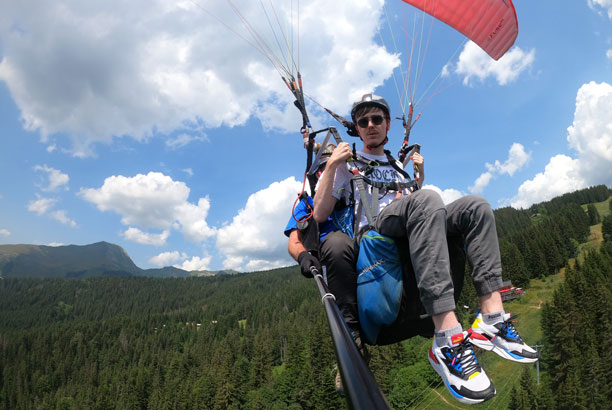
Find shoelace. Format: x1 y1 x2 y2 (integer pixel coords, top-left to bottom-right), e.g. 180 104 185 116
448 338 481 378
497 314 524 343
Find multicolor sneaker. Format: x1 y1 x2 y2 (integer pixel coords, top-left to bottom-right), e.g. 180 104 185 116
470 311 539 363
428 330 496 404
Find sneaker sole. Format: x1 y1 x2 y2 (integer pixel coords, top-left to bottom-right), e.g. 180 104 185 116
428 348 496 405
470 333 539 364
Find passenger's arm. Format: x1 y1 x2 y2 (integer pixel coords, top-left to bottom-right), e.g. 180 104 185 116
288 229 306 261
313 142 352 222
288 229 321 278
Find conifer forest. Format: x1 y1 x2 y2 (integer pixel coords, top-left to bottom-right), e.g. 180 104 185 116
1 185 611 409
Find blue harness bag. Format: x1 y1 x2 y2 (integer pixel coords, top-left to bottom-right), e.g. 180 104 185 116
356 230 403 345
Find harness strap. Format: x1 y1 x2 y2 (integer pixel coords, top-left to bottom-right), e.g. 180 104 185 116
348 151 419 235
352 172 376 227
353 196 364 237
354 152 392 167
371 186 379 223
353 151 411 181
360 177 417 192
384 150 411 180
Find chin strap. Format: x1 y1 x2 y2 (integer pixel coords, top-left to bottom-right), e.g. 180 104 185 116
364 136 388 151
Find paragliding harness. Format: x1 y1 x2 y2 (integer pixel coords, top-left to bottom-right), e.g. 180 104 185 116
336 150 434 346
325 108 465 346
348 151 468 345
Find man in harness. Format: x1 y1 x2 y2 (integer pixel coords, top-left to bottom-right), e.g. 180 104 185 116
285 143 338 279
313 94 538 405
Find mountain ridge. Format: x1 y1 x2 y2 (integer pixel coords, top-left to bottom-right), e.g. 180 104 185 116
0 241 239 278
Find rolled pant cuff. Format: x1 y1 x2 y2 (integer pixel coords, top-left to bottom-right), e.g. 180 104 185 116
474 275 504 296
424 294 457 317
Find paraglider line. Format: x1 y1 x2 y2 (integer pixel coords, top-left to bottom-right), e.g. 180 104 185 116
260 0 292 75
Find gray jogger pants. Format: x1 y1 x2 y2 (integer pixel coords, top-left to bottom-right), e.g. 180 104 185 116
374 190 503 316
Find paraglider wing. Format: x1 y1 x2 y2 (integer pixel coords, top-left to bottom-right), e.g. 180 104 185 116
401 0 518 60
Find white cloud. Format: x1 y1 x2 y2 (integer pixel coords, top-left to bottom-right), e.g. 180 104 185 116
0 0 397 155
123 227 169 246
177 255 212 272
422 185 465 205
244 258 288 272
50 210 77 228
47 242 65 247
27 196 77 227
149 250 187 267
607 49 612 60
495 143 531 176
222 255 246 271
165 133 207 150
34 165 69 191
469 172 493 195
0 229 10 237
447 42 535 86
588 0 612 19
216 176 303 271
175 198 216 242
79 171 215 243
470 143 531 193
182 168 193 177
149 249 212 271
149 251 212 272
566 81 612 179
510 81 612 208
27 197 57 215
510 155 584 209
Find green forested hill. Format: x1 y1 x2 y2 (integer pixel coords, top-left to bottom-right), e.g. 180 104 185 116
0 267 348 409
0 242 140 278
0 242 193 278
0 242 240 279
1 186 611 409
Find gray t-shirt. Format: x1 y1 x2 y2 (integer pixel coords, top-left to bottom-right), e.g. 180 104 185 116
331 151 409 229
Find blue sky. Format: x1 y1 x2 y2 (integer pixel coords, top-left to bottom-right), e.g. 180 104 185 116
1 0 611 272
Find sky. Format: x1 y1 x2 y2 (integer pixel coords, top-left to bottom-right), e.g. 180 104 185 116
1 0 611 273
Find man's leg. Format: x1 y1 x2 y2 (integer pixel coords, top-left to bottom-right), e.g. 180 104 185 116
374 190 495 404
374 189 456 317
446 195 504 299
446 195 538 363
319 230 368 395
319 230 359 331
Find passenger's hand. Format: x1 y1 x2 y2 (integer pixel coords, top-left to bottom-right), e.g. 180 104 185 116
297 251 322 278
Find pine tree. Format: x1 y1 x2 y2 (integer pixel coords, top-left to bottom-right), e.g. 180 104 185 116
518 367 536 407
583 342 607 410
602 215 612 243
534 379 555 410
499 240 530 287
523 236 548 279
248 328 274 389
556 367 587 410
586 204 601 225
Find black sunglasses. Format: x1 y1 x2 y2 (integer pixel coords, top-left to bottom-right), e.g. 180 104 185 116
356 115 384 128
